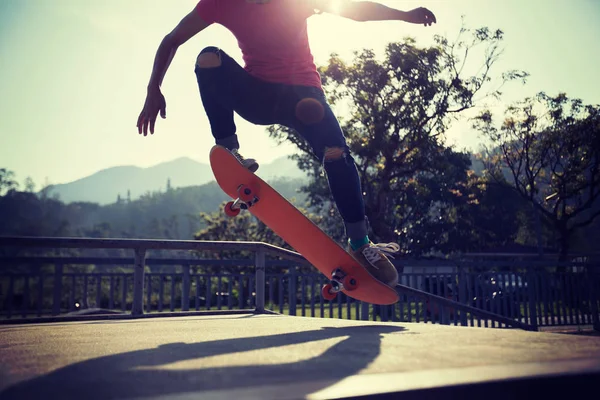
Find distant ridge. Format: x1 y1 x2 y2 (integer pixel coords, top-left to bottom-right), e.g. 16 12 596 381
47 155 306 205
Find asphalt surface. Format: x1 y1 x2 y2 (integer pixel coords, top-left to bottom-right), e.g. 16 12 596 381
1 314 600 399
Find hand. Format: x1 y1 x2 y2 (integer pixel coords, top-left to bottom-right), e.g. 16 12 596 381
405 7 436 27
137 88 166 136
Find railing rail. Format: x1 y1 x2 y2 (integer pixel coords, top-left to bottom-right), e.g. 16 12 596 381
0 236 310 316
394 283 532 330
0 257 298 267
0 236 309 263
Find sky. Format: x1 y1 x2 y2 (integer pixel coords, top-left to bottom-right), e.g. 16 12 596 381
0 0 599 188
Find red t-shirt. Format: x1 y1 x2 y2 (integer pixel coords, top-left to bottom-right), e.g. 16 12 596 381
195 0 322 89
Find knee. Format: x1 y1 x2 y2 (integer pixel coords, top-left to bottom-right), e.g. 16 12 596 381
295 97 325 125
196 47 222 68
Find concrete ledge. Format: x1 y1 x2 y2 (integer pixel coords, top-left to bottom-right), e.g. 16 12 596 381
0 309 275 325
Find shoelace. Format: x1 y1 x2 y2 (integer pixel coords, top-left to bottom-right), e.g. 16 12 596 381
231 148 245 162
362 242 401 269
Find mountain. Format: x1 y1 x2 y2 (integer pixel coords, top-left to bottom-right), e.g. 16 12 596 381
256 155 305 179
469 154 485 175
46 156 306 205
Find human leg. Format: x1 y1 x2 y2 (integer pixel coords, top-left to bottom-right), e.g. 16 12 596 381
279 87 369 241
282 87 399 286
194 47 239 150
194 46 283 171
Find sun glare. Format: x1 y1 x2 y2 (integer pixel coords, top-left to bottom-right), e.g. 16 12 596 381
330 0 343 15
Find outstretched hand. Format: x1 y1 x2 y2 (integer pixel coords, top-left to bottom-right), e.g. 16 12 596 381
405 7 436 26
137 88 167 136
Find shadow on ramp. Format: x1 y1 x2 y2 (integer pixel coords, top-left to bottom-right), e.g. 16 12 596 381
0 324 405 400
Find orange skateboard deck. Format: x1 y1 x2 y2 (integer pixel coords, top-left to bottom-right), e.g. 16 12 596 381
209 145 399 305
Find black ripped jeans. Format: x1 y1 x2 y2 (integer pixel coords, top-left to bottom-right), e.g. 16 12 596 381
194 46 368 240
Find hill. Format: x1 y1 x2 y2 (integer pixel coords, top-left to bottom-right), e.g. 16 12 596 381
46 155 307 205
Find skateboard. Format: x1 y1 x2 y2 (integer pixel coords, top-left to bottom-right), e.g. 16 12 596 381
209 145 399 305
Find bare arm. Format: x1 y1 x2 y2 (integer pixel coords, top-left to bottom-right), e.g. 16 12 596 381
137 9 210 136
147 10 211 92
309 0 436 25
146 39 177 92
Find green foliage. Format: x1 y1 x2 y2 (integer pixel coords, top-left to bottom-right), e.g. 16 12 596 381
0 173 308 244
0 191 71 237
192 199 325 273
193 202 291 261
474 92 600 258
0 169 19 196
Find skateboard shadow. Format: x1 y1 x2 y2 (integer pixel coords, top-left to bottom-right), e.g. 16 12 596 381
1 324 406 400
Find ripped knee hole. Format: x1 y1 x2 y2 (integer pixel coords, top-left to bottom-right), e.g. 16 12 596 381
196 52 221 68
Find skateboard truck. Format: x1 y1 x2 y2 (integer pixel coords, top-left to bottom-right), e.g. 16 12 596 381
321 268 358 301
224 184 259 217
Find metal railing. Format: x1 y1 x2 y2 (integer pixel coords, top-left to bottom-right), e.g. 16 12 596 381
1 237 599 331
0 236 310 316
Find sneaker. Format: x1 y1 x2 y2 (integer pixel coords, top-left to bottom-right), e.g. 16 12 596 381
231 148 259 172
349 241 400 287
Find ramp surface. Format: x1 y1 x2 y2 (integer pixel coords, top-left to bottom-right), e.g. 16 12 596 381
1 314 599 399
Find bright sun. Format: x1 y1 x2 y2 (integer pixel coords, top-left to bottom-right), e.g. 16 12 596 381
307 0 440 65
330 0 343 14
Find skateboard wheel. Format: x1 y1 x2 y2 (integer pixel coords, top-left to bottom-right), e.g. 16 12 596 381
238 184 258 203
224 201 241 217
321 283 337 301
342 275 358 291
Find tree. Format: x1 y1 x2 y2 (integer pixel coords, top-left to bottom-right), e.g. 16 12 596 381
23 177 35 193
473 92 600 260
193 201 323 271
0 169 19 195
0 191 72 238
456 170 527 251
195 202 297 252
268 24 528 255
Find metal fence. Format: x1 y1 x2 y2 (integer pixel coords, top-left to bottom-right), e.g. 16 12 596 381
1 237 599 331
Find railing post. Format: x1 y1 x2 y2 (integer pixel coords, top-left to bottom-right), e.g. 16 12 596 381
132 248 146 316
360 302 370 321
288 266 297 316
7 277 14 319
255 248 266 314
82 276 89 309
95 275 102 309
586 266 599 332
527 268 539 331
182 264 190 312
52 263 63 316
458 266 468 326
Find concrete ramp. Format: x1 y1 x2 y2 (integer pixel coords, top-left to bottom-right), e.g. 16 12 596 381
1 314 599 399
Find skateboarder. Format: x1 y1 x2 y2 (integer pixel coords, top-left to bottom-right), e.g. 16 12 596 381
136 0 437 287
